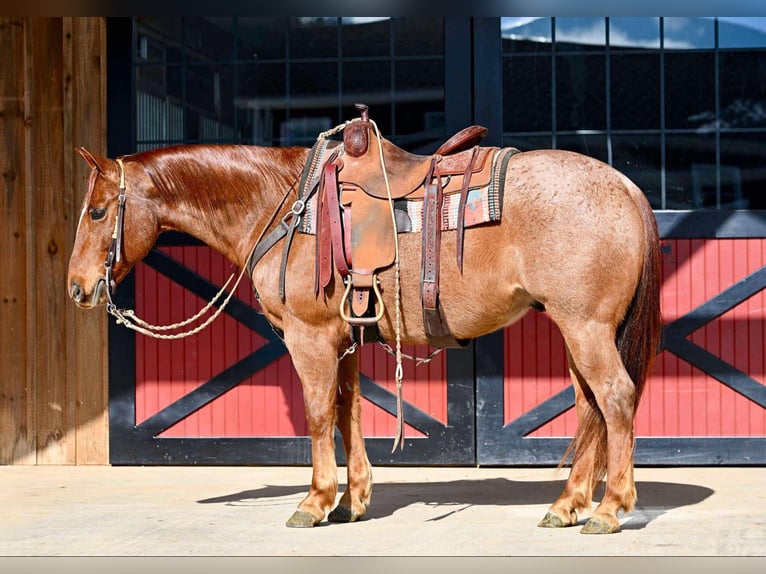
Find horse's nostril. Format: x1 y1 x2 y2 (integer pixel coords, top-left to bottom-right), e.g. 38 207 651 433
71 282 84 302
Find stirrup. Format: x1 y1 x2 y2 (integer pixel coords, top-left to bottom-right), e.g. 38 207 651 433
339 275 385 326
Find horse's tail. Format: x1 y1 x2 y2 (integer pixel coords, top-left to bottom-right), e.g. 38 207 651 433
617 191 662 407
561 187 662 474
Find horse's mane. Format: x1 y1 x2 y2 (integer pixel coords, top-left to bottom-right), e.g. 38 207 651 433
130 145 308 222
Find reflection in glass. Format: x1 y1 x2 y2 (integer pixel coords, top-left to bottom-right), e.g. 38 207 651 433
555 18 605 50
556 55 606 131
610 53 660 131
609 18 659 49
501 17 552 53
503 56 551 133
663 17 714 50
720 133 766 210
236 18 286 60
612 135 662 209
718 17 766 48
341 18 390 57
664 52 715 130
665 134 716 209
289 17 339 59
719 51 766 129
556 134 608 164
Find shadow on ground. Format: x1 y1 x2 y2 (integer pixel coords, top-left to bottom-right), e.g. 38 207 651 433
197 477 714 530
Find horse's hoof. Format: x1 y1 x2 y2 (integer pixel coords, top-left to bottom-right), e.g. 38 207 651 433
328 505 355 523
286 510 321 528
581 517 620 534
538 510 576 528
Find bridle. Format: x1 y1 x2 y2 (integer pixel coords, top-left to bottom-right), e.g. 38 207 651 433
101 157 127 309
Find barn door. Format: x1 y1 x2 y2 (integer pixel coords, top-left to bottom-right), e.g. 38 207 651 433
472 18 766 465
106 17 477 465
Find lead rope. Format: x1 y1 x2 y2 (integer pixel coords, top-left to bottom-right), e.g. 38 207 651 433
367 118 406 452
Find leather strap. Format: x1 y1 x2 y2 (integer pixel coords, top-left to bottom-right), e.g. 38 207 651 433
323 161 350 279
420 160 467 348
456 146 480 272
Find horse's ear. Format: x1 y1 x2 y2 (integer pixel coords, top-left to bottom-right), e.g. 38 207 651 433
76 147 108 173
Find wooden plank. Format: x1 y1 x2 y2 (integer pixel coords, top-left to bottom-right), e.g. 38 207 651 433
68 17 109 464
29 18 75 464
0 18 35 465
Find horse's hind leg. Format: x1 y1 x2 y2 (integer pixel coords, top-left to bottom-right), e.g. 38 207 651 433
548 321 638 534
328 351 373 523
539 346 606 529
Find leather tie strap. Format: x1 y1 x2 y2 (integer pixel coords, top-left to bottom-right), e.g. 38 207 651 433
456 145 480 272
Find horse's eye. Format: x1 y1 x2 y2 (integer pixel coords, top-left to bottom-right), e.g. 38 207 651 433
89 207 107 220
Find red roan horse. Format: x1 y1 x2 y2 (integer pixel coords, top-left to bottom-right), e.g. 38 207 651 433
67 123 661 534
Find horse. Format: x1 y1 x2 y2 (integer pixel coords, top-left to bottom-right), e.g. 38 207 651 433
67 127 661 535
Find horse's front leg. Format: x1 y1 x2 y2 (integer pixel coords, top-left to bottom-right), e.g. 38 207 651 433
328 351 373 523
282 326 341 528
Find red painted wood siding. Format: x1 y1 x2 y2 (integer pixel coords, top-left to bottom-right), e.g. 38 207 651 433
135 239 766 440
504 238 766 437
134 246 445 438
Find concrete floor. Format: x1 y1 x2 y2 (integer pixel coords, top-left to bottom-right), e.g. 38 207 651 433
0 465 764 558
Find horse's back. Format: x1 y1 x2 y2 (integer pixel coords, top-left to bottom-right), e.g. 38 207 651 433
495 149 650 323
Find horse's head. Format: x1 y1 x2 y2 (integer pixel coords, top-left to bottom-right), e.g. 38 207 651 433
68 148 160 308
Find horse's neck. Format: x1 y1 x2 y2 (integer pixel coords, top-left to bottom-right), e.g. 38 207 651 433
154 148 304 270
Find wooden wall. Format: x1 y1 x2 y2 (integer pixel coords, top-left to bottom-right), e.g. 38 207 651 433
0 18 109 464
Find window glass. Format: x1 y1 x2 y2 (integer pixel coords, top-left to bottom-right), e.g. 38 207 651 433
289 18 338 59
236 18 286 60
501 17 552 54
556 55 606 131
663 17 714 50
555 18 606 52
718 18 766 48
556 134 608 164
609 18 660 49
342 17 391 57
718 51 766 129
665 52 715 130
394 18 443 56
665 135 717 209
720 134 766 210
610 53 661 131
503 56 552 133
612 135 662 209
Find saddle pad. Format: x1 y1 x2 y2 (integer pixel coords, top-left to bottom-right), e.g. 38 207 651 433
300 146 518 236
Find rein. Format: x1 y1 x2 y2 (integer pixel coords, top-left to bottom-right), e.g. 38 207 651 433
102 157 297 340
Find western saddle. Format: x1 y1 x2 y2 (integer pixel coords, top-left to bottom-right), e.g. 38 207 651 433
313 104 498 348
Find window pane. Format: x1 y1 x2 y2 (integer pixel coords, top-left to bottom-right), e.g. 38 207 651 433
665 52 715 130
719 18 766 49
289 18 338 59
663 17 714 50
342 18 391 58
555 18 606 52
610 18 660 49
556 134 608 164
184 18 234 63
503 134 552 151
236 63 286 145
394 59 444 140
610 54 660 130
236 18 286 60
720 133 766 209
665 134 717 209
556 55 606 131
501 17 552 54
394 18 443 56
503 56 552 132
612 134 662 209
719 51 766 129
136 18 184 63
